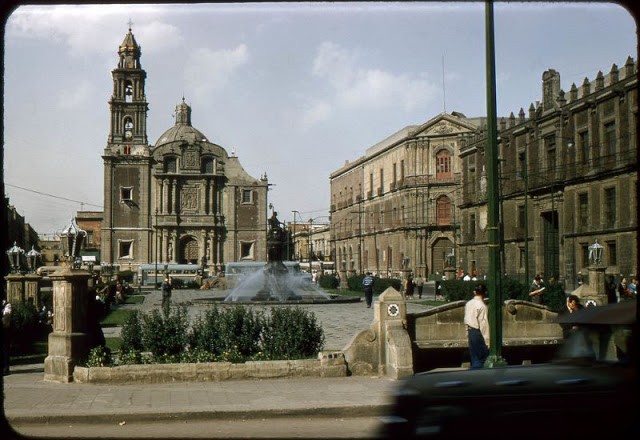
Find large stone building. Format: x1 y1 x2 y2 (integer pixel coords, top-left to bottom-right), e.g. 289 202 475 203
330 112 485 280
458 57 638 289
331 57 637 288
101 28 268 274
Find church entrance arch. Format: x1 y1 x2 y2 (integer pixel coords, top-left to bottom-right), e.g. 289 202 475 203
431 237 453 275
180 236 199 264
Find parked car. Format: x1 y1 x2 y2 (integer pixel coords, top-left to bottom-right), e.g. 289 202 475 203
379 300 637 440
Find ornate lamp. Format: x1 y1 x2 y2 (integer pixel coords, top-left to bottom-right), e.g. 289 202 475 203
588 239 604 266
6 242 24 273
26 246 41 273
60 217 87 269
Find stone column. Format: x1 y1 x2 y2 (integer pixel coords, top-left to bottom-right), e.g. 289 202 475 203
375 288 413 379
44 267 91 383
4 274 24 305
338 269 348 289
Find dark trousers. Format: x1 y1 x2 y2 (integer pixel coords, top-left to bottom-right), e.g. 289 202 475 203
364 288 373 307
467 327 488 369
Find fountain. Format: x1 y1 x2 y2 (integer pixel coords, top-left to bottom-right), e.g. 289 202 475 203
223 211 355 303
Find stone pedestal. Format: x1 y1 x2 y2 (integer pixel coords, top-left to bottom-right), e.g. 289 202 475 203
24 274 42 309
4 274 24 305
338 269 348 290
443 267 456 281
44 267 91 383
573 265 608 307
375 288 413 379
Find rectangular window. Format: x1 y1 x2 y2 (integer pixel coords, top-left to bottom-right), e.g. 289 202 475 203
121 187 133 202
545 135 556 177
578 193 589 229
119 240 133 259
604 187 616 228
604 121 616 157
469 213 476 241
379 168 384 194
86 231 94 246
581 243 589 268
400 160 405 182
242 189 253 204
392 163 397 186
517 205 525 229
240 242 255 259
164 157 177 173
517 151 526 179
606 241 617 266
579 131 589 164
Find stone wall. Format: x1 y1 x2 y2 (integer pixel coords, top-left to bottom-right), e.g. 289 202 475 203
73 352 346 384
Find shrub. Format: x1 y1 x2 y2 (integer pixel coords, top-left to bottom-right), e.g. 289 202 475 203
261 307 324 360
141 304 190 362
347 274 401 295
85 346 113 367
440 280 478 302
318 274 339 289
8 302 40 354
189 306 225 355
118 309 144 365
170 278 185 289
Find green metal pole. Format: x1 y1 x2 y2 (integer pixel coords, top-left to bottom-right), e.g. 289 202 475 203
484 1 506 367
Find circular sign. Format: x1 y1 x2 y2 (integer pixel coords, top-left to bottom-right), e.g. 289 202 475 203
387 303 400 317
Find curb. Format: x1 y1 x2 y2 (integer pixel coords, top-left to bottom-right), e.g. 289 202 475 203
6 404 393 426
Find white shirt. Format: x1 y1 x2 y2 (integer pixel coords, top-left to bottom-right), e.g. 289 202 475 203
464 296 489 345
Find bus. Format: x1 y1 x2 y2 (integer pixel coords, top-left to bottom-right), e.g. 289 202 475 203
138 263 206 287
224 261 301 289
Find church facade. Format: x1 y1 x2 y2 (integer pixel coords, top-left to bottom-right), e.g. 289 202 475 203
100 28 268 274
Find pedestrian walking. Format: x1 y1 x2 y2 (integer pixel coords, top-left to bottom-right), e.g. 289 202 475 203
3 300 12 375
414 275 425 299
404 273 415 299
362 272 374 308
161 277 172 308
464 284 489 369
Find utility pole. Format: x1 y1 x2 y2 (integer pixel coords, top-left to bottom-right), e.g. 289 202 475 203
484 1 506 367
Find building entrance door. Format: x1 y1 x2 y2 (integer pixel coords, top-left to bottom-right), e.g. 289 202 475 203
181 237 199 264
431 237 453 276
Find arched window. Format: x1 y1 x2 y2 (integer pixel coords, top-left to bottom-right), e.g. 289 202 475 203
436 195 452 226
435 149 452 180
125 81 133 103
201 157 214 174
164 157 177 173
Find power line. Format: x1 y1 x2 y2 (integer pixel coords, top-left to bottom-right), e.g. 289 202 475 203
5 183 103 209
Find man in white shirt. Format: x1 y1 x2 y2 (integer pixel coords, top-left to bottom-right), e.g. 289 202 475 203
464 284 489 369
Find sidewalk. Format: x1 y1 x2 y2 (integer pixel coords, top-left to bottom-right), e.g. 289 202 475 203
3 363 396 425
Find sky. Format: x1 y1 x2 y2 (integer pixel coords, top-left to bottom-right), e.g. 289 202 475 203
2 2 637 236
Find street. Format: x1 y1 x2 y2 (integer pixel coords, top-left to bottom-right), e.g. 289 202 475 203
10 416 384 439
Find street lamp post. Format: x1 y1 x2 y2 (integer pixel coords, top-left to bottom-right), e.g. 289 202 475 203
6 242 24 274
26 246 41 273
155 208 159 289
292 210 299 261
59 217 87 270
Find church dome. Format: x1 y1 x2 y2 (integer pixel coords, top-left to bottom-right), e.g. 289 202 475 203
154 98 210 147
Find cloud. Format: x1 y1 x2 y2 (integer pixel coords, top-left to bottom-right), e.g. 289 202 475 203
299 100 332 129
7 5 181 56
184 44 250 97
57 80 95 109
310 41 438 118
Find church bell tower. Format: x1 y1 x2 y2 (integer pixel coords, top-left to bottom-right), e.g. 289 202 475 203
102 25 153 270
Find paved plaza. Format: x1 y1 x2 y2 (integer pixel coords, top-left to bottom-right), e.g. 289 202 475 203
106 287 435 351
